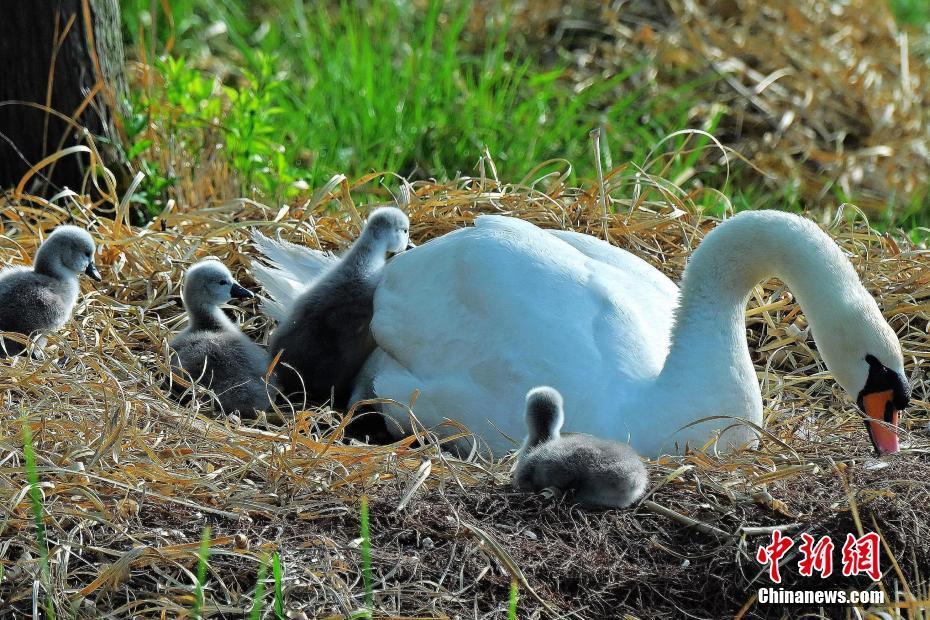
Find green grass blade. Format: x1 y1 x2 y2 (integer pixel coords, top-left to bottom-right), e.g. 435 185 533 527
22 418 56 619
508 578 519 619
21 420 49 578
250 556 268 620
272 552 284 619
361 495 373 612
193 526 211 618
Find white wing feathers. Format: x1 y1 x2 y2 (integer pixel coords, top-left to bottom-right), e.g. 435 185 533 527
249 230 338 323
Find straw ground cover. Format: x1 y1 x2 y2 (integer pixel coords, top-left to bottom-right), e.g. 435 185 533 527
120 0 930 232
474 0 930 230
1 150 929 617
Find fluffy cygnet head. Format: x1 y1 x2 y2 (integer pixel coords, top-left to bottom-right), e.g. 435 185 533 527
363 206 412 254
183 259 253 310
524 386 565 448
34 225 101 281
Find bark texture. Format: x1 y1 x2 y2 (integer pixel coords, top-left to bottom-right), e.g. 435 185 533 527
0 0 127 193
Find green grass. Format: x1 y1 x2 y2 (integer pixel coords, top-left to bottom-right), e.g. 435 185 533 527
248 552 283 619
192 527 211 618
360 495 373 613
249 556 268 620
21 418 56 620
889 0 930 25
120 0 695 214
345 496 374 619
118 0 930 234
508 579 519 619
271 552 284 619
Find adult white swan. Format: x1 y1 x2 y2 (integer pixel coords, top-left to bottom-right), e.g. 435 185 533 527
254 210 909 458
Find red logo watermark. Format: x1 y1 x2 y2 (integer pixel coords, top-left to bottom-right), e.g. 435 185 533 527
797 534 834 578
840 532 881 581
756 532 881 583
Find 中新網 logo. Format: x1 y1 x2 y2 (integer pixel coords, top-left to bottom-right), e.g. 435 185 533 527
756 531 881 583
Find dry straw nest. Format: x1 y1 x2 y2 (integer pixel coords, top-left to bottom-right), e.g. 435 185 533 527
0 159 929 618
491 0 930 214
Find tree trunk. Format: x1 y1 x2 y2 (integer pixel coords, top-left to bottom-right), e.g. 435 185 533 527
0 0 127 193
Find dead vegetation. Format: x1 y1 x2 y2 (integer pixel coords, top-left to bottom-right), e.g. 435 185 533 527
491 0 930 215
0 144 929 618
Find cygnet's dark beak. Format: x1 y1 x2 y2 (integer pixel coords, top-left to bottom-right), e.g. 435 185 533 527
84 262 102 282
230 283 254 299
387 241 415 260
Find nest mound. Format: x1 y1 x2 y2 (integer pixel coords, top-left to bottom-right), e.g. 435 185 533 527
0 164 928 618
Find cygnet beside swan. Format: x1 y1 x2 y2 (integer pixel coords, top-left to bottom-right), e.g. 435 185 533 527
514 386 648 509
352 210 909 458
0 225 101 356
255 206 412 408
170 259 275 416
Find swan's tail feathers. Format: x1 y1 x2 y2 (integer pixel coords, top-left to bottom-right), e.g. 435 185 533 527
249 229 338 322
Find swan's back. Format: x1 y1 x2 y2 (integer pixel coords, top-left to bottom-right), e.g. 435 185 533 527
369 216 679 452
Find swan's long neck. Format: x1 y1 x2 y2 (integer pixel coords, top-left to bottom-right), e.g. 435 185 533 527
658 211 860 396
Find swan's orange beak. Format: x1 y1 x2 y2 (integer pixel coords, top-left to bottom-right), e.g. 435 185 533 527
862 389 899 455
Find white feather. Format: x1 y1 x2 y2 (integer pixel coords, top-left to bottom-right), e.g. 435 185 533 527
249 229 338 323
361 211 904 458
